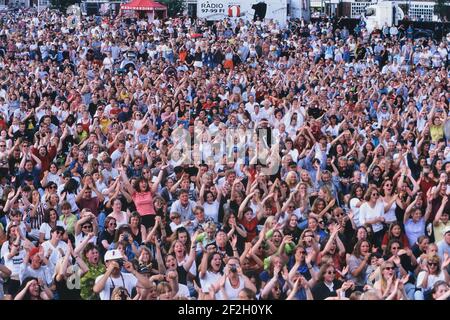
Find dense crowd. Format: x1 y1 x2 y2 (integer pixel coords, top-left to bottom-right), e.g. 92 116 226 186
0 7 449 301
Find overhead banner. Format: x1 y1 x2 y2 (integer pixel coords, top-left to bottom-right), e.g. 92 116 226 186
197 0 287 26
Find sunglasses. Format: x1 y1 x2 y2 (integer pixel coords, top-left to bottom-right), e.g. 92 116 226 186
428 262 438 267
326 270 336 275
383 267 394 271
298 251 306 255
391 246 400 250
0 145 5 147
82 225 93 229
109 223 117 226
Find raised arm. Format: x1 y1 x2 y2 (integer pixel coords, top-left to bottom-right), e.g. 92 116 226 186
154 239 166 275
183 237 198 272
261 266 280 299
423 192 433 222
198 183 206 206
151 165 167 194
238 191 255 220
74 232 95 256
29 152 42 170
199 251 209 279
75 214 94 236
119 167 135 195
433 196 448 226
403 197 418 225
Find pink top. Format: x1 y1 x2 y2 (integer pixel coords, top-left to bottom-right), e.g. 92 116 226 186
132 191 155 216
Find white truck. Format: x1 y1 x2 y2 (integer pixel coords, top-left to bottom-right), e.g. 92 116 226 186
362 1 405 33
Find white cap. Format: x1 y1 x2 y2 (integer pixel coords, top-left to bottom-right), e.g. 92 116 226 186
443 225 450 235
104 249 124 262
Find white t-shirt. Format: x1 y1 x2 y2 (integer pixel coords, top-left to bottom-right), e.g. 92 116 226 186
95 272 138 300
359 200 384 233
216 275 245 300
203 201 220 223
200 270 222 294
2 243 26 279
108 212 128 229
75 233 98 247
19 264 53 286
416 270 445 290
404 218 426 247
177 283 191 298
5 222 28 240
41 240 69 267
102 168 119 184
382 199 397 224
349 198 362 227
39 221 66 241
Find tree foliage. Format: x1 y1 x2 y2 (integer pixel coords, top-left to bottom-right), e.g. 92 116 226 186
434 0 449 20
50 0 78 12
158 0 185 17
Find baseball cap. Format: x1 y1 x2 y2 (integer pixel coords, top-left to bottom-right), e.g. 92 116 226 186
444 225 450 235
104 249 124 261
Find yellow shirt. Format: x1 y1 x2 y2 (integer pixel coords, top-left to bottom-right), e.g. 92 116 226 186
100 118 111 134
60 214 78 236
433 221 448 243
430 124 444 142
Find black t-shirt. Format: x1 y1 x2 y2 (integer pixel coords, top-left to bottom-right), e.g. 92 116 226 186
97 230 115 258
177 265 188 285
311 279 343 300
411 243 424 258
13 129 33 144
88 102 99 117
8 154 21 177
131 227 143 245
222 225 245 255
185 54 194 65
54 276 81 300
283 227 302 244
307 107 325 119
194 51 202 62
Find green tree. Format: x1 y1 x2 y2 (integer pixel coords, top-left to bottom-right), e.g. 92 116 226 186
158 0 185 17
50 0 78 12
434 0 449 20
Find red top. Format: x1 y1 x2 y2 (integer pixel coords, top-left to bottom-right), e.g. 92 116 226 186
419 178 436 203
381 233 410 249
32 145 57 178
132 191 156 216
239 216 258 243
